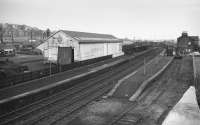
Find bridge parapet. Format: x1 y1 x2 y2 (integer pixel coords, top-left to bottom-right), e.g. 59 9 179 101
192 56 200 107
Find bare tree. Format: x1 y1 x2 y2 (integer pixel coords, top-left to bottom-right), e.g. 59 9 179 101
42 31 47 39
46 28 51 38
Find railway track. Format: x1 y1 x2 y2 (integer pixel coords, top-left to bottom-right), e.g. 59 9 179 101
0 48 162 125
107 59 178 125
109 57 193 125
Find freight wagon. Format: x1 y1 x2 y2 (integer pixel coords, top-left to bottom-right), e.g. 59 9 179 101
122 44 149 55
165 46 174 56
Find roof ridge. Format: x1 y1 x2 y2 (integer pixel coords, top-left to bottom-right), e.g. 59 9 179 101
61 30 117 39
61 30 113 35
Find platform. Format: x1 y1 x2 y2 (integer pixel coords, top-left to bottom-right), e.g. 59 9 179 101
162 86 200 125
107 55 173 99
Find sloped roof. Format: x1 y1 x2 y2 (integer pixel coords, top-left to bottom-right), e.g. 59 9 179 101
37 30 122 48
62 30 117 39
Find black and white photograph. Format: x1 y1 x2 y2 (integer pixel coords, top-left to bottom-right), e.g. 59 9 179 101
0 0 200 125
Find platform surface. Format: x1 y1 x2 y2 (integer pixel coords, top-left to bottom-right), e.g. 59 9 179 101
162 86 200 125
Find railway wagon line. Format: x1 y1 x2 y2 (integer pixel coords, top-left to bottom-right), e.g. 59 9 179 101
48 50 161 125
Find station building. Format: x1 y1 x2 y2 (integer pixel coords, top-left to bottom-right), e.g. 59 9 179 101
37 30 124 64
177 32 199 54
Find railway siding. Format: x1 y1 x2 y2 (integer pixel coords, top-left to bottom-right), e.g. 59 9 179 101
0 48 162 125
0 57 126 115
111 55 173 98
0 48 158 115
68 54 173 125
129 56 173 101
126 57 194 125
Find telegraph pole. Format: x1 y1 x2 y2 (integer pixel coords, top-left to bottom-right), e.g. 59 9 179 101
48 36 51 76
144 57 146 75
30 30 33 44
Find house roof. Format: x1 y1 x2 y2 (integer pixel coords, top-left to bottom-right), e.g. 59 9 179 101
61 30 118 40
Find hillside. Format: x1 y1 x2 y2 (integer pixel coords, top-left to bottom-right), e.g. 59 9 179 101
0 23 48 43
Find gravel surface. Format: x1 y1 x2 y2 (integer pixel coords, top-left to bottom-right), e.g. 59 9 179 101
68 99 130 125
112 55 172 98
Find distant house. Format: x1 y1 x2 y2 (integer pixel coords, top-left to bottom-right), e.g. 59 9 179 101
37 30 124 64
177 32 199 54
0 44 16 56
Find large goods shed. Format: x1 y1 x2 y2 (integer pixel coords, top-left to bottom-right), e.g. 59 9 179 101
37 30 124 63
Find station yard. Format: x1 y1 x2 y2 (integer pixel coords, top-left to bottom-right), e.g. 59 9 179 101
68 56 194 125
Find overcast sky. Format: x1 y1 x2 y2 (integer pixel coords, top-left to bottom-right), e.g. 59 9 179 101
0 0 199 40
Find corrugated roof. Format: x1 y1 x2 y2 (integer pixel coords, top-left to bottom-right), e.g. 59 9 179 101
62 30 117 39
